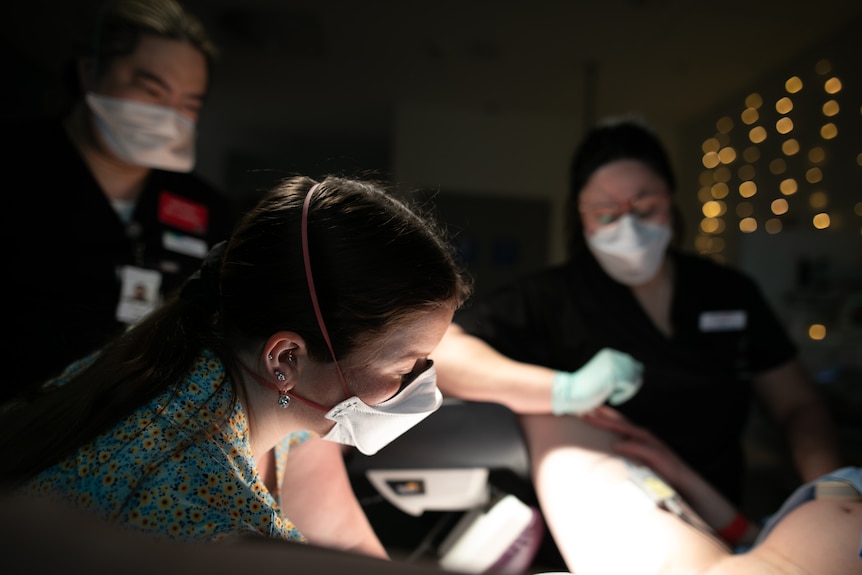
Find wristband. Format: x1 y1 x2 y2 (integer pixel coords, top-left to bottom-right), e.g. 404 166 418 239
717 512 748 545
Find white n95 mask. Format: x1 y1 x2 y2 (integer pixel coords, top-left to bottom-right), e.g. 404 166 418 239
86 92 196 172
586 213 671 286
321 361 442 456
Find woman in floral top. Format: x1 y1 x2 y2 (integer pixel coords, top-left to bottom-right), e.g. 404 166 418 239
1 175 471 559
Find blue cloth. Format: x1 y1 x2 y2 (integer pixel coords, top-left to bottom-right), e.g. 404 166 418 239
754 466 862 560
23 349 312 542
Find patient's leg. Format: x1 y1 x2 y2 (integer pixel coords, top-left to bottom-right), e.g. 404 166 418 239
520 413 729 575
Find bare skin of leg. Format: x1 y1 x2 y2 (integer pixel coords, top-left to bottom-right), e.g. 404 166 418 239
520 413 729 575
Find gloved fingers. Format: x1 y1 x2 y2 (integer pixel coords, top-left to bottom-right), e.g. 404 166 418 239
550 370 613 415
608 379 641 405
607 349 643 405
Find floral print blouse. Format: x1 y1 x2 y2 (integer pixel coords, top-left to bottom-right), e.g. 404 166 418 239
22 349 312 542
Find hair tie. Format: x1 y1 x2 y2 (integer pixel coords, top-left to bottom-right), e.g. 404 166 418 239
180 240 227 311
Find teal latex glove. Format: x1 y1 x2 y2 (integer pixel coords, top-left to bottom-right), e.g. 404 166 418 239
551 348 644 415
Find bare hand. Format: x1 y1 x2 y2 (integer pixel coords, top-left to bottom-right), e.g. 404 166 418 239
581 406 691 488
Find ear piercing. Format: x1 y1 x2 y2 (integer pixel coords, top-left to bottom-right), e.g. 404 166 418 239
268 351 294 408
274 369 289 408
269 350 295 362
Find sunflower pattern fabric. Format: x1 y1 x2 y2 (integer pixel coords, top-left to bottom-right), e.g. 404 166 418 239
23 349 312 542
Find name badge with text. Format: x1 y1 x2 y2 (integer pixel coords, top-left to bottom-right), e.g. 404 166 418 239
699 310 747 332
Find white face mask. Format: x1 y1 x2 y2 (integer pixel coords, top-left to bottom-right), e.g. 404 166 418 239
586 213 671 285
320 362 442 456
85 92 196 172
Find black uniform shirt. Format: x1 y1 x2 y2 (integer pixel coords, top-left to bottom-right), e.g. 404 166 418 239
3 120 235 399
454 248 797 502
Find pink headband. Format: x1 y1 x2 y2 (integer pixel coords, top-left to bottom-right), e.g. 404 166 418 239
302 183 351 398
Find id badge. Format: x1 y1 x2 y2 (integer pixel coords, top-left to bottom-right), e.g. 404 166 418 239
116 265 162 324
699 310 747 332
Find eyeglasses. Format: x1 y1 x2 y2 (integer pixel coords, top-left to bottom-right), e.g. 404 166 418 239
579 190 670 226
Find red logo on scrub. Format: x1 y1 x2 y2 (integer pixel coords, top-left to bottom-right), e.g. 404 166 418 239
158 191 209 235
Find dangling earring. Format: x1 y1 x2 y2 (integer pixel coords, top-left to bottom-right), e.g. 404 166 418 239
274 369 290 408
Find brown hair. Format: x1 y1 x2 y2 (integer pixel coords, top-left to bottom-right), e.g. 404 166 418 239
0 175 472 486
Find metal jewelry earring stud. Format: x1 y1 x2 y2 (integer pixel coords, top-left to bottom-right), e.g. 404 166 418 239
277 393 291 408
273 369 290 408
287 350 295 364
268 354 273 360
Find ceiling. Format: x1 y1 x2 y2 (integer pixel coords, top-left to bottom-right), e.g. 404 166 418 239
5 0 862 132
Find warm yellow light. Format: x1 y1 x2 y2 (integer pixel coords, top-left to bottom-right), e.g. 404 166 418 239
739 217 758 233
702 200 726 217
698 186 713 203
739 181 757 198
765 218 783 234
808 324 827 340
808 147 826 163
776 117 794 134
813 213 831 229
776 97 793 114
771 198 789 215
736 202 754 217
745 93 763 108
743 146 760 163
716 116 734 134
782 139 800 156
770 159 787 174
823 100 840 116
855 202 862 216
702 138 720 153
741 107 759 125
815 59 832 75
711 183 729 199
702 151 720 168
785 76 803 93
700 218 720 233
806 167 823 184
824 77 842 94
718 147 737 164
857 153 862 166
810 191 828 209
821 123 838 139
780 178 798 195
749 126 767 143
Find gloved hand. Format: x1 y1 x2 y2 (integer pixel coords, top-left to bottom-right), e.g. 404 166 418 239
551 348 643 415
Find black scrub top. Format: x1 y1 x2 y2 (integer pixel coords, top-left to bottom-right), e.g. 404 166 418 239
454 248 797 502
3 120 236 400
